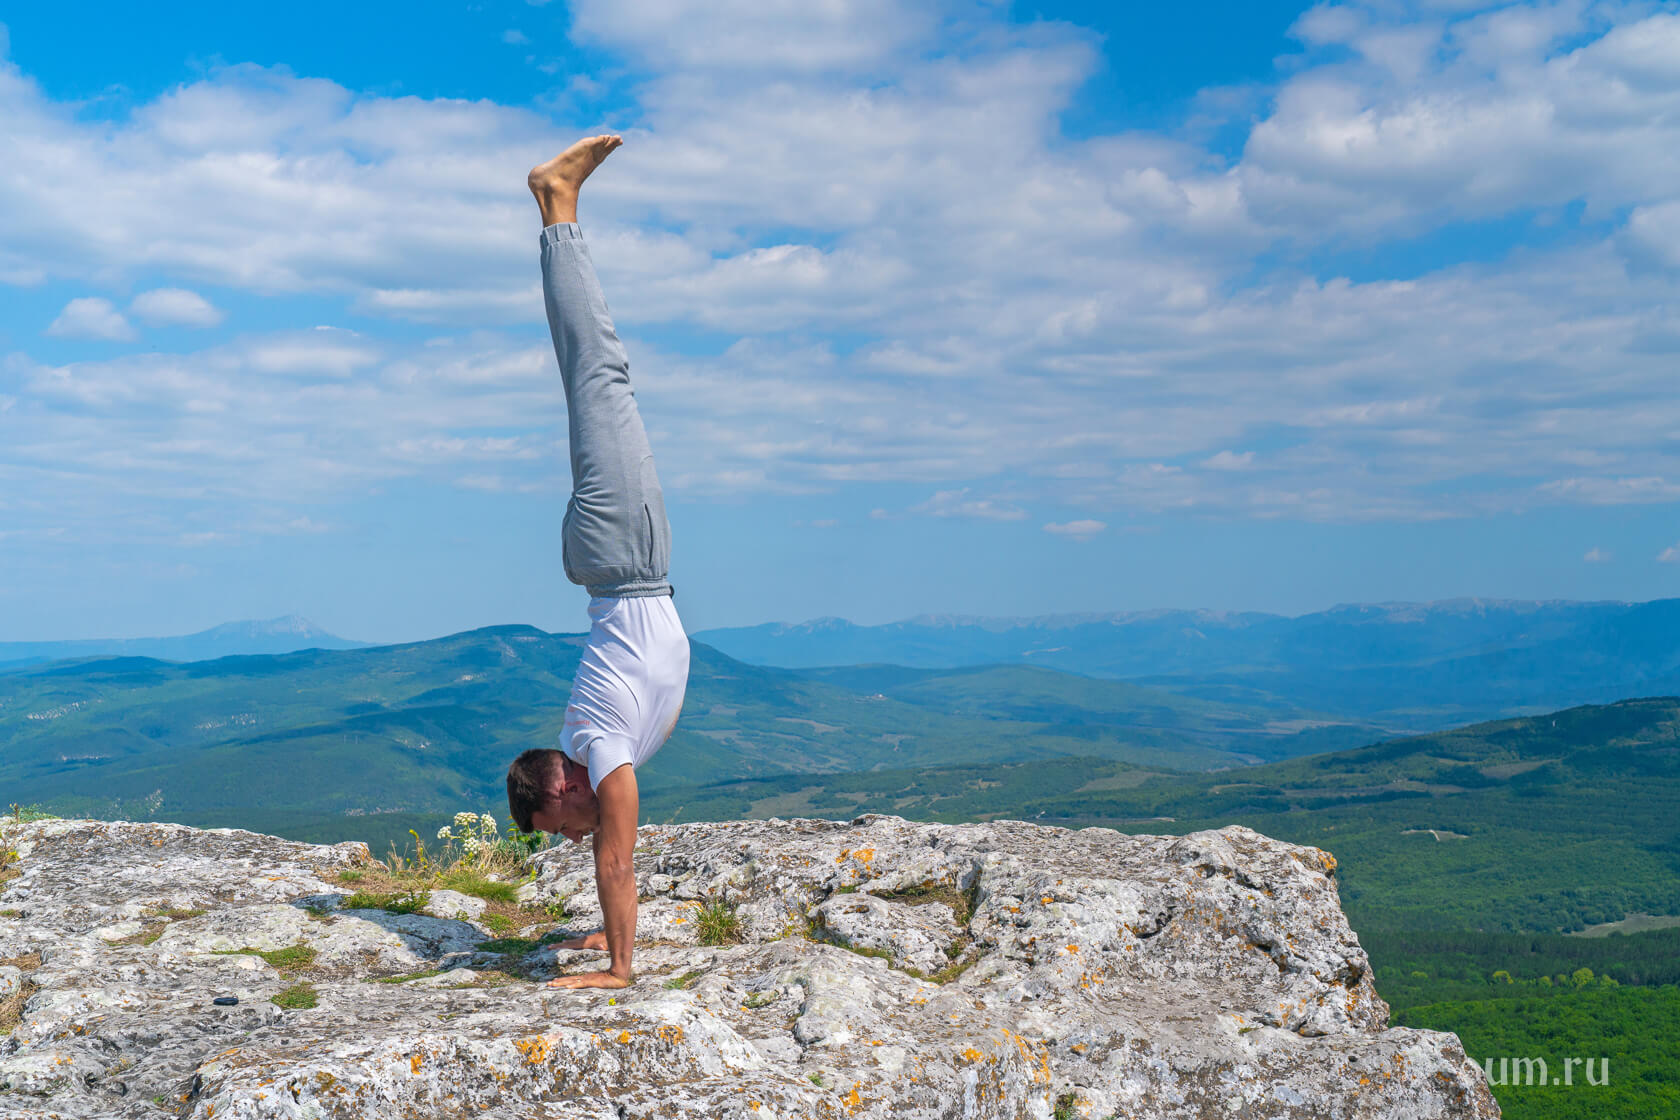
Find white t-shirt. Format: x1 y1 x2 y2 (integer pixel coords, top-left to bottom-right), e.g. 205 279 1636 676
559 594 691 793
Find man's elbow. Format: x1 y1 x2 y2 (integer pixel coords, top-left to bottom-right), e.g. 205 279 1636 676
597 858 636 885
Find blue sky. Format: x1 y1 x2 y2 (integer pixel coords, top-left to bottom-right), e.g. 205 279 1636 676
4 0 1680 643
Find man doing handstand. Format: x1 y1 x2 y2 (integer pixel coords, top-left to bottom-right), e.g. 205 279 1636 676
505 135 690 992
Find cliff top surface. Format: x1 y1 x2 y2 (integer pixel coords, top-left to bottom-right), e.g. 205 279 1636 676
0 813 1497 1119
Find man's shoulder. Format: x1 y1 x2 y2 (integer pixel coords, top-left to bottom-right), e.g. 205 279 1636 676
594 760 639 806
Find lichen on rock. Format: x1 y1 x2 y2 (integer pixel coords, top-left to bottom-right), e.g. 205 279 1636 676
0 814 1499 1118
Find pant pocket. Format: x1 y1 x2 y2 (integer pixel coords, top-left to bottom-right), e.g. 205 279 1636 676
561 496 578 584
639 455 671 577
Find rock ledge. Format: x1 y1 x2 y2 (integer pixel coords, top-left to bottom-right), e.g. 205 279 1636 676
0 814 1498 1118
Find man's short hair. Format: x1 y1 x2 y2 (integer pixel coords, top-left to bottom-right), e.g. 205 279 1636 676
506 748 571 833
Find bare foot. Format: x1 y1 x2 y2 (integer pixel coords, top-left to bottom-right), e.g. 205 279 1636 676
529 134 622 226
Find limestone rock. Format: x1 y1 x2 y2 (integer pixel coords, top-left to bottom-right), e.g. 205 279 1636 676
0 814 1499 1118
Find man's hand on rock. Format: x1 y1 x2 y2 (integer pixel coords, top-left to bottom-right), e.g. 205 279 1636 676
547 970 630 990
552 931 608 951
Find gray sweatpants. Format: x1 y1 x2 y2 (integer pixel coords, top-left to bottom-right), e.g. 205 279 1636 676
541 222 674 599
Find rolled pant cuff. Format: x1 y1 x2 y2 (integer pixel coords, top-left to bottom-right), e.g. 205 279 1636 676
541 222 586 247
586 577 674 599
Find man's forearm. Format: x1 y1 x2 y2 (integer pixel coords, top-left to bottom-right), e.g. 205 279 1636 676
594 831 638 979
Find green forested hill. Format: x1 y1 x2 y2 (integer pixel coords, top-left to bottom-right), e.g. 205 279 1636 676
637 696 1680 938
0 624 1380 836
10 635 1676 1118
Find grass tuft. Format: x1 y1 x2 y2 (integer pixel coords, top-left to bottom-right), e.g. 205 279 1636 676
662 969 704 990
271 982 318 1010
0 979 39 1035
434 868 519 905
696 899 743 947
213 944 318 972
339 889 428 915
374 968 445 984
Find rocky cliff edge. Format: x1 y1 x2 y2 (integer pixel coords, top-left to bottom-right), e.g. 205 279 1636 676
0 814 1498 1119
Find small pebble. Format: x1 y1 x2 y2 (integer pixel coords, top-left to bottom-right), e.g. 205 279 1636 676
213 996 238 1006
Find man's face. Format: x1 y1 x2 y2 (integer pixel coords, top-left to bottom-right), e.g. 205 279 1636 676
531 786 598 844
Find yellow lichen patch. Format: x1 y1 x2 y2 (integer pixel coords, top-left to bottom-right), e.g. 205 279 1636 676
512 1037 553 1065
656 1025 685 1045
409 1054 423 1074
1065 943 1079 953
844 1086 862 1110
960 1047 986 1063
852 848 875 864
618 1031 632 1044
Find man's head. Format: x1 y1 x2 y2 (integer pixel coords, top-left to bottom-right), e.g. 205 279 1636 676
506 748 599 844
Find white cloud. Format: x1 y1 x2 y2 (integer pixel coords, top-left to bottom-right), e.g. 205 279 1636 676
1659 543 1680 564
908 488 1028 521
568 0 945 71
2 1 1680 536
131 288 224 328
1044 519 1106 540
1243 9 1680 239
1537 476 1680 505
45 297 136 341
1201 450 1255 471
1583 546 1611 563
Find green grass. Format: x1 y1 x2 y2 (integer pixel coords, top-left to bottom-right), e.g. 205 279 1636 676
271 982 317 1010
695 899 743 947
475 931 569 956
338 890 428 915
373 968 445 984
662 969 704 990
212 944 317 971
433 868 519 905
480 913 515 934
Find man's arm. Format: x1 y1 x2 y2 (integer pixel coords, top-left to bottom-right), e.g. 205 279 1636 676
548 763 639 989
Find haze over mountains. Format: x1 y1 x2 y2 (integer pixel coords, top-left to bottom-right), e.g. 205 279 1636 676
0 616 365 669
695 597 1680 726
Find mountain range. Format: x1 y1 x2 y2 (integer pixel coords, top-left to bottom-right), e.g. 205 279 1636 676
0 616 365 669
694 597 1680 725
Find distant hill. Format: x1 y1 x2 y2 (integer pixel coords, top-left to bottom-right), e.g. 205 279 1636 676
0 625 1380 842
0 616 366 669
696 598 1680 725
638 694 1680 937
